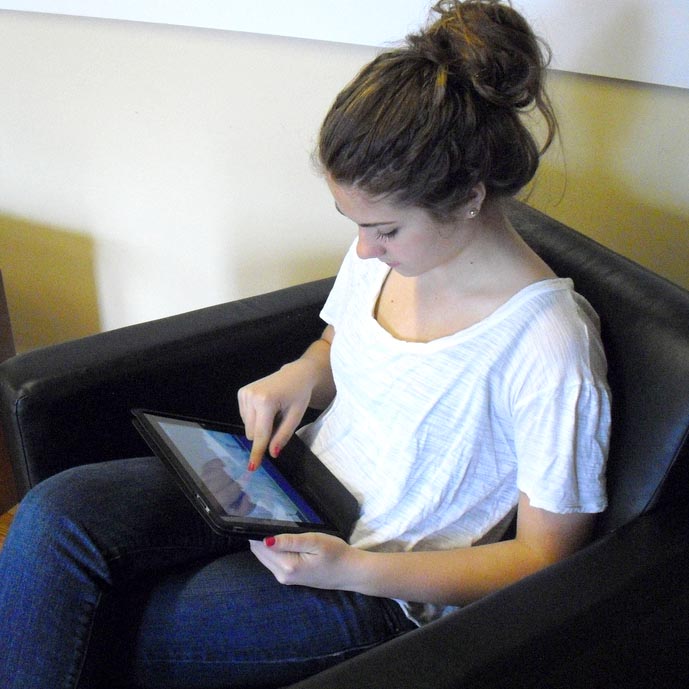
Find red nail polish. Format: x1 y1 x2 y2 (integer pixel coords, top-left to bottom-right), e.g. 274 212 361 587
265 536 276 547
247 461 256 472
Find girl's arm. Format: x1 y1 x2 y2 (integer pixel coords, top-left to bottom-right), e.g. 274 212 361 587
250 491 595 606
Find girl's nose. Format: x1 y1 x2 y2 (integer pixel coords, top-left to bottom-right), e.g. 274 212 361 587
355 229 386 260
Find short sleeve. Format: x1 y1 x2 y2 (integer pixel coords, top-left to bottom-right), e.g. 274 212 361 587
320 241 359 328
320 240 387 330
515 380 609 513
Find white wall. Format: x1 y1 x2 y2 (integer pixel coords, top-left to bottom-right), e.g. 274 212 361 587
3 0 688 88
0 10 376 331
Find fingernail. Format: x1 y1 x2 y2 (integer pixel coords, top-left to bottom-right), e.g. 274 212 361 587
247 461 256 472
272 445 281 457
265 536 276 547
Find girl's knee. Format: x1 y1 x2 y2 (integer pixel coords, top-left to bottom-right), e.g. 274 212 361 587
20 465 94 519
13 464 116 551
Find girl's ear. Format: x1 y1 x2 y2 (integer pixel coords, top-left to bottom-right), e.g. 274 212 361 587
465 183 487 219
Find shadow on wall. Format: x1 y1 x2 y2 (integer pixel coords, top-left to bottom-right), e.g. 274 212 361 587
0 213 101 352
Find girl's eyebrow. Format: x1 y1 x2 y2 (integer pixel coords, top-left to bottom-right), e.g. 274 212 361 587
334 203 397 228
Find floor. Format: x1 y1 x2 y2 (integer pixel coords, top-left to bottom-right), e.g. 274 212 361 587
0 505 17 550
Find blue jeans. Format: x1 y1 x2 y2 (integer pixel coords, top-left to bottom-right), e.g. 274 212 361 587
0 457 415 688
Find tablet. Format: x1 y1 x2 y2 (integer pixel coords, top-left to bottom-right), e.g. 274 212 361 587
131 409 359 540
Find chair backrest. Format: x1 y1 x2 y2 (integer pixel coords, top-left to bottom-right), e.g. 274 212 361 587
507 199 689 535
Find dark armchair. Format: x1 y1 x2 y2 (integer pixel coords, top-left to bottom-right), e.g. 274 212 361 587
2 199 689 687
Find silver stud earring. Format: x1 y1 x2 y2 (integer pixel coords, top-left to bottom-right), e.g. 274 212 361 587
469 208 479 218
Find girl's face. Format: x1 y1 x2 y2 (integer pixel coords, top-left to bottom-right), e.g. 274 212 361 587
327 178 469 279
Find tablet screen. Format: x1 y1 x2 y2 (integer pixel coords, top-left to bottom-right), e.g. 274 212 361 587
147 414 325 526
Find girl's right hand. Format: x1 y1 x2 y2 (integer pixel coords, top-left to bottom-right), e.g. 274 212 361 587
238 326 335 471
237 359 318 471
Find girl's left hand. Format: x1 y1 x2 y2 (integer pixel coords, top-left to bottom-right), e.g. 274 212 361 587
249 532 360 590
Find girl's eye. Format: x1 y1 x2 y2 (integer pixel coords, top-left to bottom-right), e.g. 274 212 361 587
376 228 398 241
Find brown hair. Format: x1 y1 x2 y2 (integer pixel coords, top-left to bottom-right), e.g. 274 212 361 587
317 0 557 220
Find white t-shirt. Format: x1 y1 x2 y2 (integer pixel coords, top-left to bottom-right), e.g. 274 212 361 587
298 241 610 622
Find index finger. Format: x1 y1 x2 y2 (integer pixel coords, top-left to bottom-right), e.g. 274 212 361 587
246 408 276 471
247 436 269 472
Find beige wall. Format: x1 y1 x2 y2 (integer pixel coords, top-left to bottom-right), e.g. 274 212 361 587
0 10 687 353
529 70 689 291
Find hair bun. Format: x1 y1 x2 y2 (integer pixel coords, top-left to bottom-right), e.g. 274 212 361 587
318 0 558 217
411 0 551 110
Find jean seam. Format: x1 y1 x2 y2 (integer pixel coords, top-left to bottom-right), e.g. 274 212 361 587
140 598 415 666
64 590 102 689
141 633 402 667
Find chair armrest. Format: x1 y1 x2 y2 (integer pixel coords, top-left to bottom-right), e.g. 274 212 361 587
287 498 689 688
0 278 333 495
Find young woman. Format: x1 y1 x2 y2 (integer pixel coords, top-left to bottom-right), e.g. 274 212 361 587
0 2 610 687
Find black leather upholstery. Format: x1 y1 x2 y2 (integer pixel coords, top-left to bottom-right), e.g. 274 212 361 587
2 199 689 687
0 279 331 493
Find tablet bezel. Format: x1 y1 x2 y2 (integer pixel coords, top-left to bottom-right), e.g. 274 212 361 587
131 409 359 540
